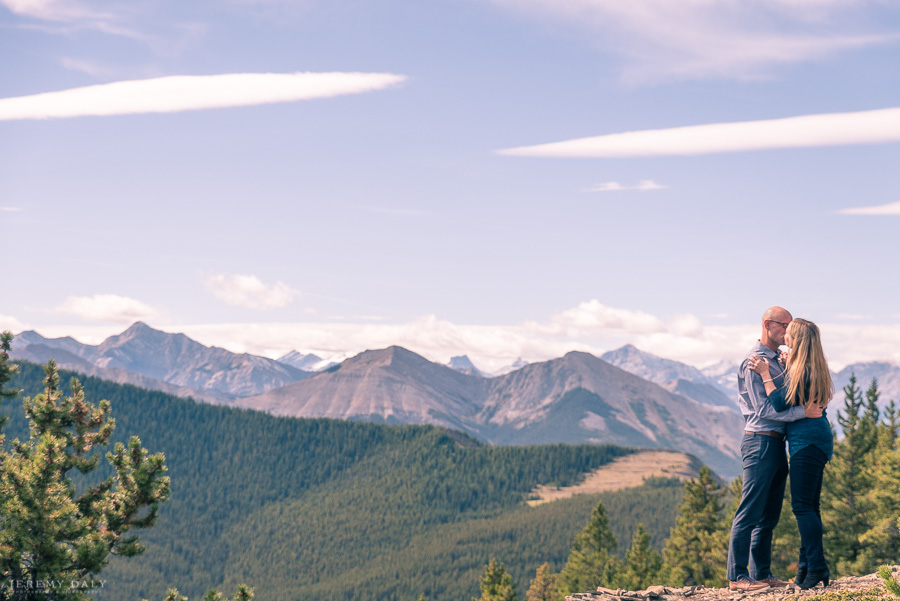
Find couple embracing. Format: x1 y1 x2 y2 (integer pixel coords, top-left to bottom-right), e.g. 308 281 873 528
726 306 834 592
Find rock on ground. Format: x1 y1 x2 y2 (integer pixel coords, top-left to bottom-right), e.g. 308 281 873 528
565 566 900 601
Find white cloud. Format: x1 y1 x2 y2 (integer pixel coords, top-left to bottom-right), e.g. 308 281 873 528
0 314 27 332
668 314 704 337
836 200 900 215
0 72 407 121
498 106 900 158
56 294 162 323
203 274 299 310
483 0 898 83
835 313 869 320
29 301 900 373
587 180 666 192
538 300 666 337
169 309 749 373
0 207 23 212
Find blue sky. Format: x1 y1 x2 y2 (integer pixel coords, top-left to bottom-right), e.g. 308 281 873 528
2 0 899 371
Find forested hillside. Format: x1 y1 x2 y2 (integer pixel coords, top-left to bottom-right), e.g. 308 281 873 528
5 362 685 601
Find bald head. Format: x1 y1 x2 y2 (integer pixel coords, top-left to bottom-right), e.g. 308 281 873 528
763 306 792 324
761 306 792 350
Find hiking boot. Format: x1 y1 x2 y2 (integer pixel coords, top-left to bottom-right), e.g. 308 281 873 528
729 577 770 592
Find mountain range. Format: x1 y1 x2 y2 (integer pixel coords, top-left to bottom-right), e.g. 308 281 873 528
600 344 737 411
10 322 900 477
241 346 743 476
11 323 309 403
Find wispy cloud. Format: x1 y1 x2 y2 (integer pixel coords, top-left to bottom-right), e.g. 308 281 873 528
0 207 23 212
836 200 900 215
60 57 117 79
1 0 147 39
56 294 162 323
359 206 434 217
483 0 899 83
586 180 666 192
203 274 300 310
498 106 900 158
0 72 407 121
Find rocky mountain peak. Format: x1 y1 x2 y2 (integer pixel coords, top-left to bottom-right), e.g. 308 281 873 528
447 355 486 377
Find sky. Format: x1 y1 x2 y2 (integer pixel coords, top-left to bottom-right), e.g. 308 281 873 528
2 0 899 372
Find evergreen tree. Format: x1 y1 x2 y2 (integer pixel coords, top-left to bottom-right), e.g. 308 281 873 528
0 357 171 600
877 400 898 453
859 436 900 570
878 563 900 598
557 501 618 595
661 466 727 587
0 331 17 427
861 378 882 455
474 558 517 601
525 562 556 601
822 374 876 575
617 525 662 591
142 586 254 601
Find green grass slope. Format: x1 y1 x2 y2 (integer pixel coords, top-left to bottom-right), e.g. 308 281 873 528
6 362 684 601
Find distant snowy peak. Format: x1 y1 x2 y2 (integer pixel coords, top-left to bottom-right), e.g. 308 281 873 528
601 344 707 385
447 355 487 378
276 350 356 372
492 358 529 377
602 344 738 411
700 359 740 398
277 351 322 372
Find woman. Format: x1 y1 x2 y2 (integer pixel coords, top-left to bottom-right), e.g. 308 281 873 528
748 318 834 590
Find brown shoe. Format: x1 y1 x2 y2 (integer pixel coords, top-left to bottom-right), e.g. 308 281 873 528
761 576 790 588
729 578 770 592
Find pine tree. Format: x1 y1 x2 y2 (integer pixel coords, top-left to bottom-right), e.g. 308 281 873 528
474 558 518 601
859 428 900 570
861 378 882 455
0 331 17 427
822 374 876 575
878 563 900 598
557 501 618 595
142 586 254 601
525 562 556 601
0 340 255 601
877 400 898 453
0 358 171 600
617 525 662 591
661 466 727 587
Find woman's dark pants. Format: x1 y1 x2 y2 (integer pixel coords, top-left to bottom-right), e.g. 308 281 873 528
789 445 828 573
727 432 788 581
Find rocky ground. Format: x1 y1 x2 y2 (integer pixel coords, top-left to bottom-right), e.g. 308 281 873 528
566 566 900 601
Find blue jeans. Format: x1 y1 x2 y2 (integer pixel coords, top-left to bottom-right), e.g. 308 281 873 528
727 432 788 581
790 445 828 572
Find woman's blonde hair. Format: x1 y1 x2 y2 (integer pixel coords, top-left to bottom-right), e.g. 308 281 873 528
784 318 833 408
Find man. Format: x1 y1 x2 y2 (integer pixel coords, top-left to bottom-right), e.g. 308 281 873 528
726 306 823 592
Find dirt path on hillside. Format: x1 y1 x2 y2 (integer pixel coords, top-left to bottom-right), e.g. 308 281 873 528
527 450 700 506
